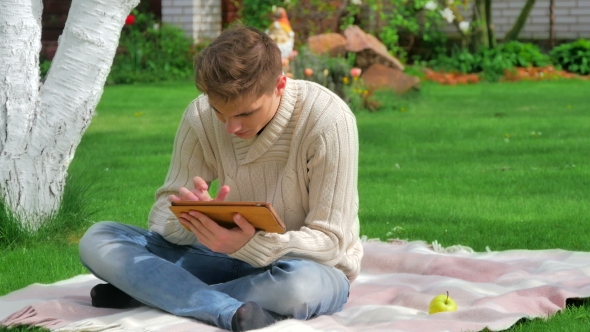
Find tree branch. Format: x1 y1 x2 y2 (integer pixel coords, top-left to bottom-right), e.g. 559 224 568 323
504 0 537 42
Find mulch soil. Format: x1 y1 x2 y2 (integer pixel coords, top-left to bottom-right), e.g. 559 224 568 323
424 66 590 85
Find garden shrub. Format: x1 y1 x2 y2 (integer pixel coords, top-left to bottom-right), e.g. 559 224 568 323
239 0 338 45
240 0 448 62
477 50 514 82
495 41 552 68
550 39 590 75
291 47 352 97
341 0 448 61
290 48 380 112
427 47 482 74
427 41 551 81
240 0 284 31
107 10 195 84
242 0 344 46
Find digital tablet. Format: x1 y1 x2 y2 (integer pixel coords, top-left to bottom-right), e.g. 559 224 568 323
169 201 286 234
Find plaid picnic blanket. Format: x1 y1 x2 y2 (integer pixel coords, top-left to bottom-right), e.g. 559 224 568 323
2 239 590 331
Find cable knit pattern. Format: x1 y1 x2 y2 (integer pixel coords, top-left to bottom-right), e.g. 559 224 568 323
148 79 363 281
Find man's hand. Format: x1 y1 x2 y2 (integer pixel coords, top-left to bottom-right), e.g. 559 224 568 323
179 211 256 254
168 176 230 202
169 176 254 253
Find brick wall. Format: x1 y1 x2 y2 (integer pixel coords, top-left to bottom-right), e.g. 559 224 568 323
162 0 222 42
443 0 590 40
494 0 590 39
39 0 590 58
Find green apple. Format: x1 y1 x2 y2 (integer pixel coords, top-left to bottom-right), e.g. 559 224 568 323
428 291 458 314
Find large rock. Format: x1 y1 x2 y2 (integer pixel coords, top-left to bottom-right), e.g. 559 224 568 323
344 25 404 71
308 33 348 57
362 63 420 94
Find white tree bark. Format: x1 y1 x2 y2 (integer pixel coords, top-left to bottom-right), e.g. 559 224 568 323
0 0 139 229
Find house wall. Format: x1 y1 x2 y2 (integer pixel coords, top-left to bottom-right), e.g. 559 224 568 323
495 0 590 40
444 0 590 40
161 0 222 42
39 0 590 59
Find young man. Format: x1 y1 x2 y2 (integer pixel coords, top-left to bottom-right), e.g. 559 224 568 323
79 25 363 331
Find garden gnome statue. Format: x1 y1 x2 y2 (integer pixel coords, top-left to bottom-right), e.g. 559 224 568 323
265 7 294 60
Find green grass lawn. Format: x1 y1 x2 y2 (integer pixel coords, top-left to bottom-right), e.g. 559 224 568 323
1 79 590 331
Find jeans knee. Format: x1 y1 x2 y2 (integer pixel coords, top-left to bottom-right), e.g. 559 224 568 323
266 260 349 318
80 222 115 257
79 221 132 275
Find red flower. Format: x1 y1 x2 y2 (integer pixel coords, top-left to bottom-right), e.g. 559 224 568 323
350 67 362 78
125 14 135 25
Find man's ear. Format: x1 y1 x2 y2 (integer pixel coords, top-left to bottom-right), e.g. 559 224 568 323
276 75 287 95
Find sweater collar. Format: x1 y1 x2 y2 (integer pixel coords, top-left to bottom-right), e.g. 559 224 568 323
233 78 298 165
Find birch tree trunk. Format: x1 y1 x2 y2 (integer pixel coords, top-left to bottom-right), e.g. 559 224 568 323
549 0 555 48
0 0 139 229
474 0 489 50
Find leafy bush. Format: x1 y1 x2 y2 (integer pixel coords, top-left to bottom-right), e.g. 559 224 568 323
241 0 284 31
550 39 590 75
477 49 514 82
427 47 482 74
240 0 448 61
290 47 380 111
291 47 351 96
341 0 448 61
427 42 551 81
240 0 342 46
496 41 552 68
107 10 195 84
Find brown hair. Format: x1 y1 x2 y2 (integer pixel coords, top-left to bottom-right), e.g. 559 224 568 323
194 25 283 102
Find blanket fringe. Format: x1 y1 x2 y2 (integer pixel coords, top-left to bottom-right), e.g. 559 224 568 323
1 305 36 326
0 305 63 328
431 240 474 254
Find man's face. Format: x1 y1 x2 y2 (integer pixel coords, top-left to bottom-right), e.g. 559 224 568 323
209 76 287 139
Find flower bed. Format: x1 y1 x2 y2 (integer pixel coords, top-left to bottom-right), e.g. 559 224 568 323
424 66 590 85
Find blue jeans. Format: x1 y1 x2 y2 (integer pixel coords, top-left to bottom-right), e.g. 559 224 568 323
79 221 350 330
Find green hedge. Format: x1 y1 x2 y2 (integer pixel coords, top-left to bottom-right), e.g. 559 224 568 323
107 10 195 84
550 39 590 75
427 41 553 81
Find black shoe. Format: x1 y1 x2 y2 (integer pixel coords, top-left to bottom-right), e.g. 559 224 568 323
90 283 132 309
231 301 285 332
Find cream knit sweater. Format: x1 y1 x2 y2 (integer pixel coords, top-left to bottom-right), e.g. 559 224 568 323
148 78 363 281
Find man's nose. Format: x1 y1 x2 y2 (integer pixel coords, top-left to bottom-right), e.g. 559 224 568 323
225 118 241 134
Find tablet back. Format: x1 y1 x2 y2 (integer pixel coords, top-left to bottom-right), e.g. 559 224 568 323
169 201 286 234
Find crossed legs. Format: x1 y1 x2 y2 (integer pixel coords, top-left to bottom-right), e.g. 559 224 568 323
79 221 349 331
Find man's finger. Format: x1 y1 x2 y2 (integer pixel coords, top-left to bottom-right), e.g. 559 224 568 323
188 211 217 238
233 213 256 236
192 176 209 191
214 185 231 202
182 217 208 243
179 187 199 201
191 188 212 201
